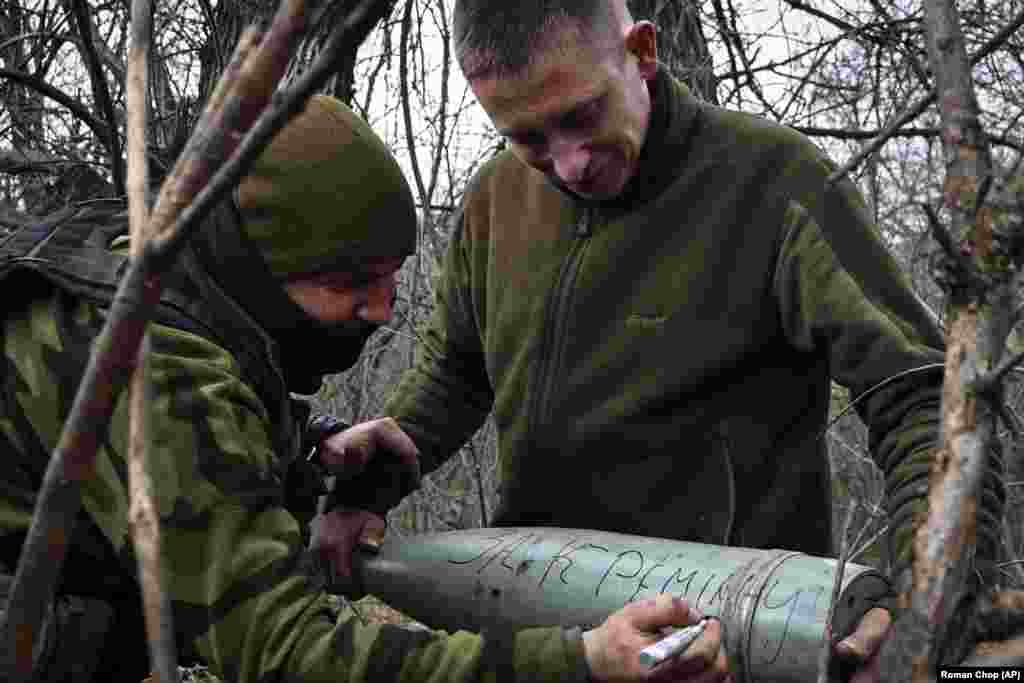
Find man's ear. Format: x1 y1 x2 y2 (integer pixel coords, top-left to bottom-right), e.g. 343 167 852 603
624 20 658 80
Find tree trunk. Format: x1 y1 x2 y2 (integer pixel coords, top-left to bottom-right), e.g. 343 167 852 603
630 0 718 103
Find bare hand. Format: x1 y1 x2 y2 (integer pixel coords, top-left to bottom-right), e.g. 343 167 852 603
309 418 419 592
316 418 421 517
318 417 419 479
309 506 386 591
834 607 891 683
583 595 730 683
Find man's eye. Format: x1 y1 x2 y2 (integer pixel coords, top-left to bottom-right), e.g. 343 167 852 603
564 98 603 130
314 275 358 292
314 275 346 287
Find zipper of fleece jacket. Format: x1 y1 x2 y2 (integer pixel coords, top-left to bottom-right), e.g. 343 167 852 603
528 207 594 436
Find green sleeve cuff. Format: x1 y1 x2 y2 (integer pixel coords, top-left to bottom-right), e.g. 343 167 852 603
511 626 591 683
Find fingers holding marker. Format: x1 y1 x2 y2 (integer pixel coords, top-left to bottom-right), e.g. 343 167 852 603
639 617 710 668
647 616 729 683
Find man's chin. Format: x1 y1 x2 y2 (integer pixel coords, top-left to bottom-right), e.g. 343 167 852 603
551 177 620 202
549 170 628 202
573 187 618 202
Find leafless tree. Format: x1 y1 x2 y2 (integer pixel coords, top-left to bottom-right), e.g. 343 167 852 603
5 0 1024 677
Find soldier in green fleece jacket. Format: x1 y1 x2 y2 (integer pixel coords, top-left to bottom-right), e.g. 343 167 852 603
321 0 1006 680
0 95 716 682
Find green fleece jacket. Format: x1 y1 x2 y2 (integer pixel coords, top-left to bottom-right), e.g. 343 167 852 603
386 68 946 566
0 282 587 682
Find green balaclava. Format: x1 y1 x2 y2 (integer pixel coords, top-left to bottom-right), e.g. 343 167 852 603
191 95 417 393
237 94 417 277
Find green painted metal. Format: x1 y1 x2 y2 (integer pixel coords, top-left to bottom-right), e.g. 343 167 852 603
353 527 889 683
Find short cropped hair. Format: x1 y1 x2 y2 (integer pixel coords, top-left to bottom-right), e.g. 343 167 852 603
454 0 620 80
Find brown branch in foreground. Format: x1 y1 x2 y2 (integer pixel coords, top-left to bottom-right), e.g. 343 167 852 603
126 0 179 679
129 333 181 683
898 0 1001 679
143 25 264 248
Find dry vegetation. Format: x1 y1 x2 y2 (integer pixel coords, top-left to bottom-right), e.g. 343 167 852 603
5 0 1024 677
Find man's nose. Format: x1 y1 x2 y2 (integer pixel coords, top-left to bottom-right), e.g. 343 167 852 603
358 277 395 324
552 140 591 185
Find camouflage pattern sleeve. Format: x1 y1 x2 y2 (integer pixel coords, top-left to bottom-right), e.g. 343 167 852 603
0 285 588 683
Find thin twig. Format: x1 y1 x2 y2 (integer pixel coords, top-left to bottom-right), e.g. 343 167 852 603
126 5 153 250
399 0 427 203
126 0 179 679
922 201 977 282
850 522 891 565
981 346 1024 392
969 5 1024 70
68 0 125 195
793 125 1022 151
817 502 858 683
827 5 1024 187
974 173 995 221
827 95 935 186
0 68 113 155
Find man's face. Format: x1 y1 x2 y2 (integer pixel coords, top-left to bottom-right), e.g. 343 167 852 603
469 21 657 201
282 256 405 325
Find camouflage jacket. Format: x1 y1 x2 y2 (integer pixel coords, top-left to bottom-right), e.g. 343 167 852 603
0 208 589 683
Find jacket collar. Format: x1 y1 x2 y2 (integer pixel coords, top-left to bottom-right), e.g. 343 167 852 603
555 67 702 213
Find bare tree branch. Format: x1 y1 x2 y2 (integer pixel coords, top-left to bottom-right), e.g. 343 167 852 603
0 67 114 159
827 94 936 187
67 0 125 195
794 125 1022 151
125 0 179 678
817 502 858 683
399 0 427 203
885 0 1006 678
968 4 1024 70
0 205 34 229
867 0 931 88
827 4 1024 186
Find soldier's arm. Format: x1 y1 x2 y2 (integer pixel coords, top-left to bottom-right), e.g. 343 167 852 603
152 341 715 683
772 200 947 579
138 322 593 683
